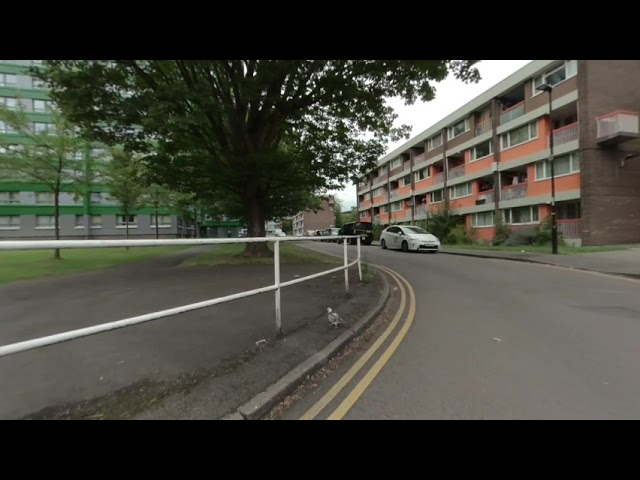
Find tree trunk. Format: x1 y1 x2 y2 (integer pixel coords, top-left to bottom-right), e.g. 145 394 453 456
243 196 270 257
53 187 61 260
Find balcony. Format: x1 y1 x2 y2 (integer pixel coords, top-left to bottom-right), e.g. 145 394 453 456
390 189 399 198
501 183 527 201
557 218 582 239
434 171 445 184
596 110 639 146
448 164 465 180
475 118 492 136
477 190 494 204
549 122 579 147
499 101 525 125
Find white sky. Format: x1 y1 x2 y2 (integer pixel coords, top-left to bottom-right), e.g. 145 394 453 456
331 60 533 210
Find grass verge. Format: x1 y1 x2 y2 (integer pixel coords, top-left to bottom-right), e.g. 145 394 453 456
181 242 341 267
0 246 187 284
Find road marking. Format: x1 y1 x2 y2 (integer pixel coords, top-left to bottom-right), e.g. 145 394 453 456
299 267 407 420
326 266 416 420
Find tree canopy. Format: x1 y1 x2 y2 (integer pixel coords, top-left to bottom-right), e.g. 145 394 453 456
37 60 480 255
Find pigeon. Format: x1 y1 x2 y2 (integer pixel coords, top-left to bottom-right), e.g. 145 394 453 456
327 307 345 328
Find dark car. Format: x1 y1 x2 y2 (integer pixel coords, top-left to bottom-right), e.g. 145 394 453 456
339 221 373 245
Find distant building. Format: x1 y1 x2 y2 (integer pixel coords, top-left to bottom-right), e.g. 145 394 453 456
292 196 335 236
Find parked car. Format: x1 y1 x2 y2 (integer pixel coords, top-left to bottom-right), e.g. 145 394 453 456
380 225 441 253
339 221 373 245
321 227 341 242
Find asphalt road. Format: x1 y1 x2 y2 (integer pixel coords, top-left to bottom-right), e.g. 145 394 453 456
281 242 640 420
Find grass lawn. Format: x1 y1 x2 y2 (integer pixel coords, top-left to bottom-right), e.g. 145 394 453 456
443 244 628 255
181 242 341 267
0 246 187 284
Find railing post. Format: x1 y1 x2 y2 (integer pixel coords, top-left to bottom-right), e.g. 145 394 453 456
274 240 282 336
343 237 349 293
357 236 362 282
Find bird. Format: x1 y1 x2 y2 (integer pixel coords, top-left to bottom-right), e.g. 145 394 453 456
327 307 345 328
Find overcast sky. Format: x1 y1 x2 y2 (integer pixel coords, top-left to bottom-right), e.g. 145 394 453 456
331 60 533 210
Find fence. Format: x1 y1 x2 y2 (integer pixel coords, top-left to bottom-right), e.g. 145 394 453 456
0 235 362 358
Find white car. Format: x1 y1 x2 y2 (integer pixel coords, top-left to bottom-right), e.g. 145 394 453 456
380 225 441 253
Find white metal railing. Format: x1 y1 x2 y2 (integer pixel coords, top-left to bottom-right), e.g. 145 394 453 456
596 111 639 139
475 119 492 136
0 236 362 358
499 101 525 125
434 171 445 184
448 165 465 179
549 122 579 146
501 183 528 201
477 189 495 203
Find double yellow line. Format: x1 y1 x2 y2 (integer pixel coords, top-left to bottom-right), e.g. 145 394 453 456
300 265 416 420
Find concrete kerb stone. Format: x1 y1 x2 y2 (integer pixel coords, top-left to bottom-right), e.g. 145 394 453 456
225 266 391 420
439 250 640 281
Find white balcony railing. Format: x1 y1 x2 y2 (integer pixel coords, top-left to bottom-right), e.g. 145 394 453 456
434 172 445 184
596 111 639 140
499 101 525 125
557 219 582 239
549 122 579 146
475 119 492 136
448 165 465 180
501 183 528 201
477 190 494 203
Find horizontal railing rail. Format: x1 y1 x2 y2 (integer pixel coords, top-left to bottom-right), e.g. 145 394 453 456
0 236 362 358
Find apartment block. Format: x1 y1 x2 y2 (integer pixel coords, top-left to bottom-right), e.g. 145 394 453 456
356 60 640 246
0 60 186 240
293 196 335 236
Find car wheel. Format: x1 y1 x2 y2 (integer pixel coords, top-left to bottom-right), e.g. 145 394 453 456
381 239 387 249
401 241 409 253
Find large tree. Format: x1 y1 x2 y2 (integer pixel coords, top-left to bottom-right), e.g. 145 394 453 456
37 60 480 256
0 104 94 259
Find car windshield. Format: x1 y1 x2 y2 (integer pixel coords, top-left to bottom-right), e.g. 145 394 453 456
403 226 428 235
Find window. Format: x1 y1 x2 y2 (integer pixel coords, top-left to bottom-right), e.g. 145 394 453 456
32 122 55 135
379 205 388 213
501 122 538 149
471 140 493 161
116 215 137 227
0 73 17 87
377 165 387 177
0 215 20 229
0 97 18 110
503 206 539 225
74 215 84 228
557 201 581 220
35 192 54 204
66 151 84 161
0 191 19 204
472 211 494 227
150 214 172 227
449 182 473 199
390 158 402 170
391 201 403 212
35 215 55 228
359 211 368 219
414 168 429 182
32 77 46 89
32 99 49 112
430 189 444 203
90 193 102 204
447 118 470 139
535 153 580 180
428 133 443 150
372 187 385 198
89 215 102 229
401 174 411 187
532 61 578 96
0 121 17 134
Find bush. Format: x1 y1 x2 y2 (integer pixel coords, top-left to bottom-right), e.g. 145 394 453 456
419 208 464 241
533 215 565 246
373 223 385 241
492 218 511 246
444 224 475 245
503 227 536 246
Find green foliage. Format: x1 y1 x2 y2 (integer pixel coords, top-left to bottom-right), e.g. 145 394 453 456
533 215 565 246
361 253 374 284
280 218 293 235
492 217 511 246
37 60 481 247
341 207 358 226
106 148 146 238
444 224 475 245
418 208 464 241
373 223 385 241
0 103 97 257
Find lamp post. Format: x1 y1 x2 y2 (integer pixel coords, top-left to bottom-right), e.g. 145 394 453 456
536 82 558 254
